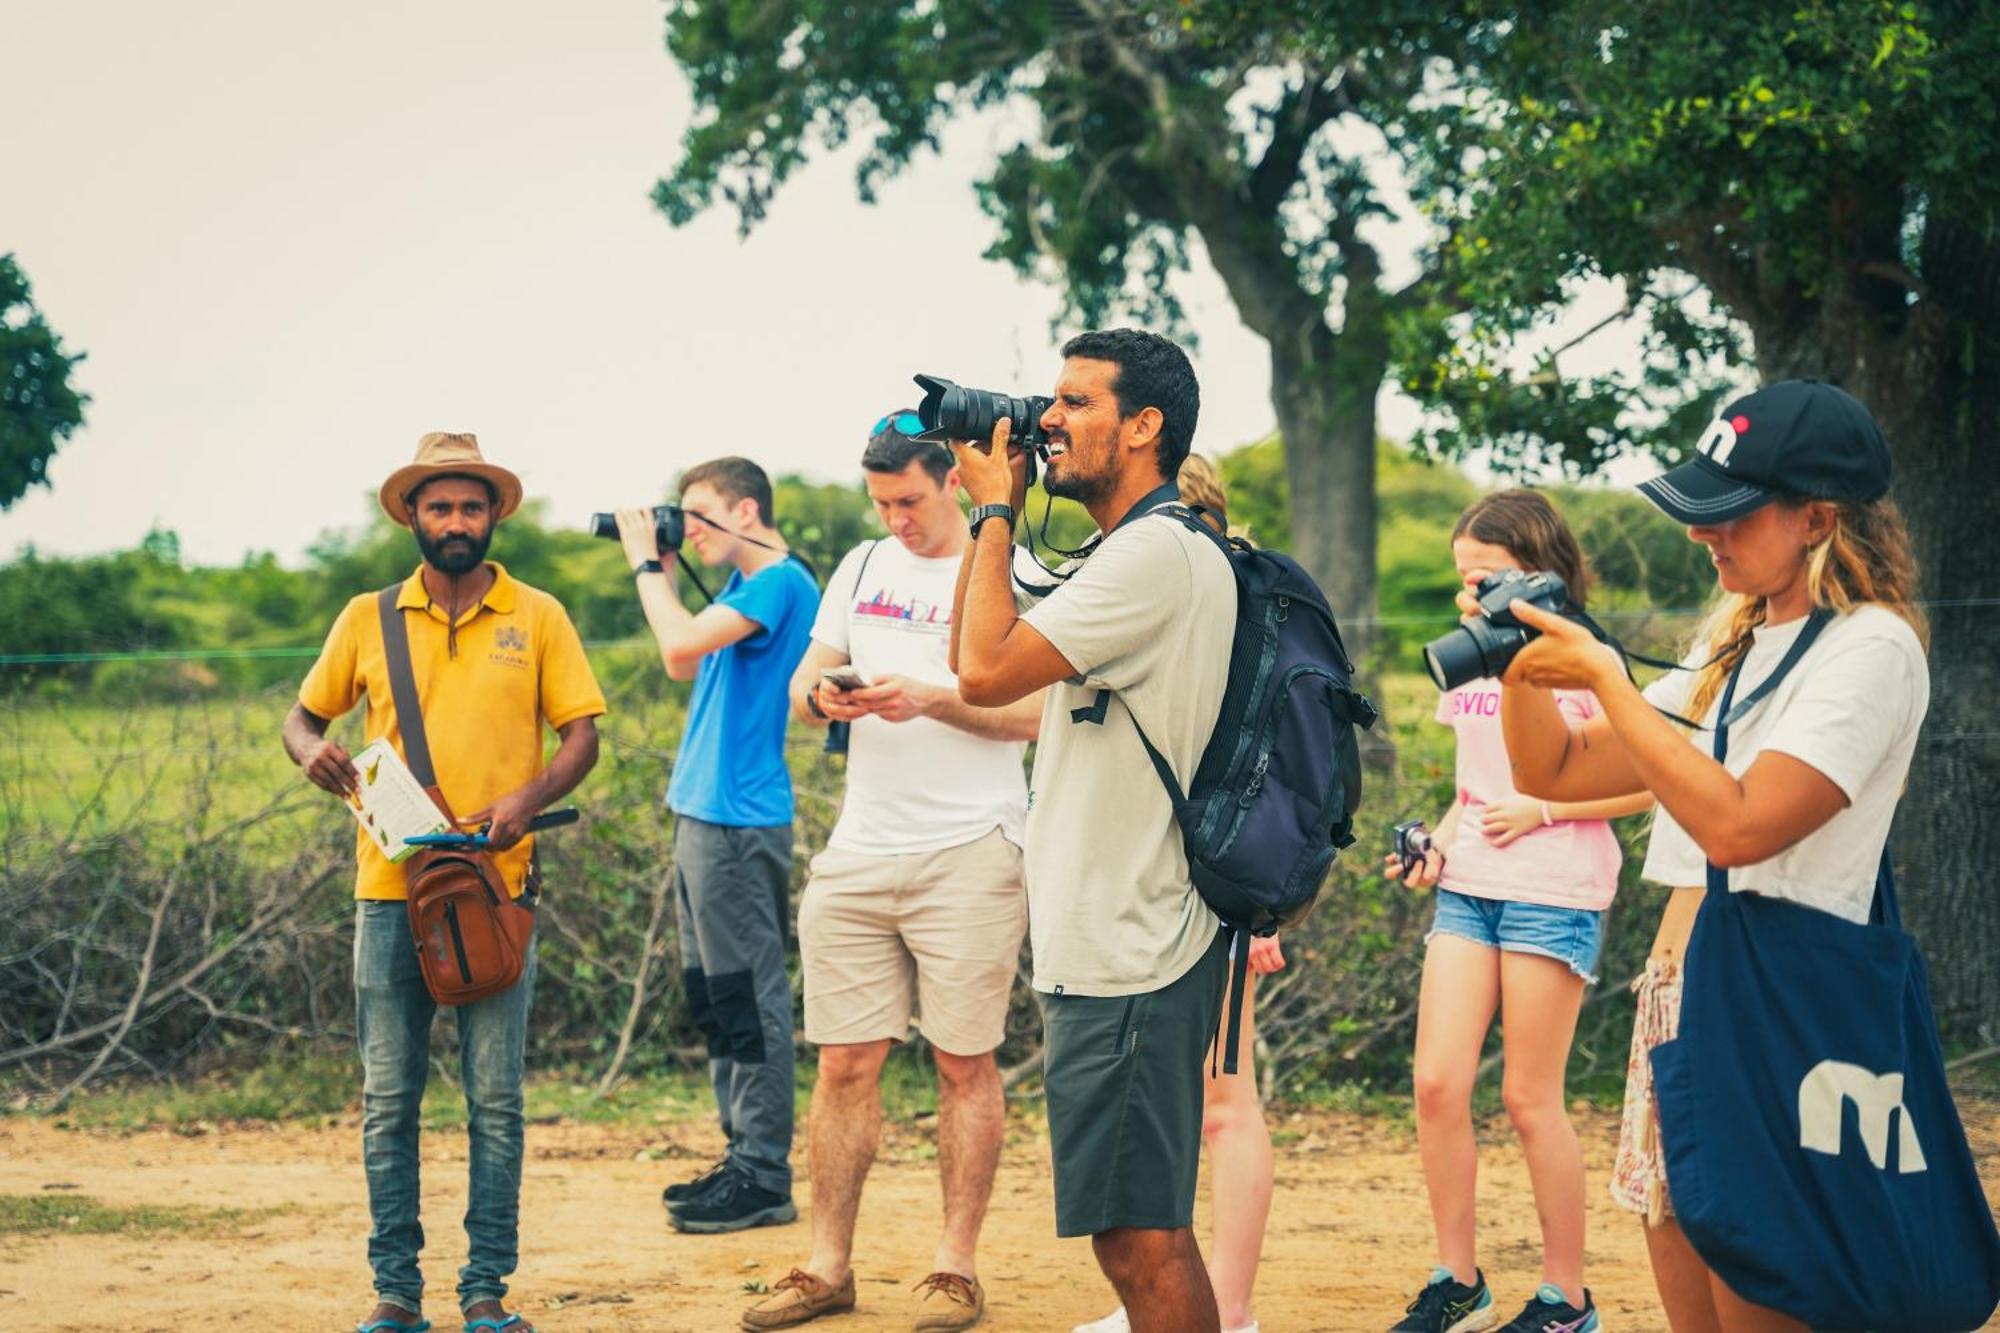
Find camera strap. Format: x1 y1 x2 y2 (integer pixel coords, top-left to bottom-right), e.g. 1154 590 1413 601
1588 606 1831 731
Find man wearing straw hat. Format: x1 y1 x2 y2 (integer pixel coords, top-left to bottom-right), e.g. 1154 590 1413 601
283 432 606 1333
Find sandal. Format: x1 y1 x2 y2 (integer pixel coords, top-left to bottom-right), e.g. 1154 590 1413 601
355 1320 430 1333
463 1316 533 1332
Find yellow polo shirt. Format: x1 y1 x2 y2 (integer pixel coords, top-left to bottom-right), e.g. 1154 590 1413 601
299 562 607 901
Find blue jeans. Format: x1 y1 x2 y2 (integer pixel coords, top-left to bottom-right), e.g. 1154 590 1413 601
354 901 537 1315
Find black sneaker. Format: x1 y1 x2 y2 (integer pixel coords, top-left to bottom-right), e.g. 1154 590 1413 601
1496 1284 1599 1333
666 1166 798 1234
1391 1266 1498 1332
661 1158 730 1207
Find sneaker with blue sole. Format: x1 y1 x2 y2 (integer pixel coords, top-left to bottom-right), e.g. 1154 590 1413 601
1390 1266 1498 1332
1496 1284 1599 1333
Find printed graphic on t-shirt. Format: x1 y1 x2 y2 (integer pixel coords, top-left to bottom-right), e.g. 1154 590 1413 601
854 585 951 633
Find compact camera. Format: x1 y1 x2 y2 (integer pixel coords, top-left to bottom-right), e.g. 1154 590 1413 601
1392 820 1433 879
1422 570 1576 692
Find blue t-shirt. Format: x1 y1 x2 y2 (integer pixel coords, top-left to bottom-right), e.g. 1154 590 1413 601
667 557 820 826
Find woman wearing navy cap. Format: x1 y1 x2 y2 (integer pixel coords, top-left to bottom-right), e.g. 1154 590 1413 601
1485 380 1933 1331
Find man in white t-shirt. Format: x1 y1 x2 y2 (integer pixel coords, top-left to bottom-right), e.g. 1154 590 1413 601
740 415 1043 1332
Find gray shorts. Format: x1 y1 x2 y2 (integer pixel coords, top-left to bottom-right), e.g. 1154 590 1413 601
1040 928 1226 1238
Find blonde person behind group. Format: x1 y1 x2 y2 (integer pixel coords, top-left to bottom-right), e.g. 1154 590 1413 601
1383 490 1652 1333
1073 452 1279 1333
1492 381 1929 1331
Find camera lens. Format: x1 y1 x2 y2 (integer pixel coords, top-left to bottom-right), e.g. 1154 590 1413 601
1423 619 1529 691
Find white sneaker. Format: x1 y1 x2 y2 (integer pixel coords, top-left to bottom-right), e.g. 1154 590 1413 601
1225 1323 1261 1333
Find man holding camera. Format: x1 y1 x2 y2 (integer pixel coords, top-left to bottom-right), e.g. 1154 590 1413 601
285 432 606 1333
949 331 1236 1333
616 457 820 1235
735 416 1043 1330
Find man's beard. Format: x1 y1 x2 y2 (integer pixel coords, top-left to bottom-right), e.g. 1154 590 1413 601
1042 441 1112 506
416 525 492 575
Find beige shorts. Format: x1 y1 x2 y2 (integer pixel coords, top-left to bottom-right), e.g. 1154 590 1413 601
798 827 1026 1055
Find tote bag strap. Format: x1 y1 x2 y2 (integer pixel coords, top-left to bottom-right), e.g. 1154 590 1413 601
1705 608 1834 895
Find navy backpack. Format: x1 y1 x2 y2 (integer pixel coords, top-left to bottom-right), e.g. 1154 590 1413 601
1125 503 1377 1073
1649 647 2000 1330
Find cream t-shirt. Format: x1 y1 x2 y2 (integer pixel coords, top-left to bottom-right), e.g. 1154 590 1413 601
1016 513 1235 996
1640 604 1929 922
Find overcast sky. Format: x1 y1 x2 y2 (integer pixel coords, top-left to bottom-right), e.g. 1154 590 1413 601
1 1 1649 568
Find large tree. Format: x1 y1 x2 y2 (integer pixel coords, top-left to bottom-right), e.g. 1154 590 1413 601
651 1 1459 636
0 254 88 511
1386 0 2000 1036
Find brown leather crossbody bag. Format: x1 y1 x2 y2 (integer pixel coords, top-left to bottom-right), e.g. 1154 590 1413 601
377 586 535 1006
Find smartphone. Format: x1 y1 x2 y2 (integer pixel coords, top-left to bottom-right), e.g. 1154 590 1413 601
821 665 870 692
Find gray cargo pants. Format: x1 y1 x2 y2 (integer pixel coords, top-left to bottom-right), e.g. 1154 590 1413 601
671 814 795 1196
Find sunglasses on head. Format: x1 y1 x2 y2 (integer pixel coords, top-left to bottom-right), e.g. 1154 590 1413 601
870 409 924 439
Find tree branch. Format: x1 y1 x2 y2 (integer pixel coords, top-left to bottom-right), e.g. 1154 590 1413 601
1248 72 1349 218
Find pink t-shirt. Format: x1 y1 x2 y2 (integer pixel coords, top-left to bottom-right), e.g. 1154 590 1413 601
1432 679 1623 910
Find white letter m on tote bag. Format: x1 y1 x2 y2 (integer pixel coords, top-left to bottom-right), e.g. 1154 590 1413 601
1798 1059 1928 1173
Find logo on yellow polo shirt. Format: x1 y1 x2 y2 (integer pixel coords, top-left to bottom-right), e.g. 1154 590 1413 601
490 623 531 670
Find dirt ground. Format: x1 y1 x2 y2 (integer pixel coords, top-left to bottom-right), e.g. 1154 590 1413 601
4 1099 1996 1332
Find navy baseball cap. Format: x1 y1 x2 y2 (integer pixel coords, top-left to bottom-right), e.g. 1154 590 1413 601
1638 380 1892 525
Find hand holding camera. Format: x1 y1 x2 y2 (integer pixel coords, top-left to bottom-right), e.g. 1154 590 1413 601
949 417 1022 512
610 507 678 572
1384 820 1443 890
1424 569 1594 691
1492 597 1616 693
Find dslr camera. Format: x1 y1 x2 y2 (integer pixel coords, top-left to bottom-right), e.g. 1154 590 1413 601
912 374 1052 486
1423 569 1576 691
589 505 685 552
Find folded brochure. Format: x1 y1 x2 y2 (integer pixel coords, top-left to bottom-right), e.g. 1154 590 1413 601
344 738 451 863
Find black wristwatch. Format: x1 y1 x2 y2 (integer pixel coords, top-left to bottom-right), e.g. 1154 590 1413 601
633 558 664 576
969 503 1015 537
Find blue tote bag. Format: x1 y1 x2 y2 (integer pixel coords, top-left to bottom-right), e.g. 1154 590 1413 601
1649 646 2000 1330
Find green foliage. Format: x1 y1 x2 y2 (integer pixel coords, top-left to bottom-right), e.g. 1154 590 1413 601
0 1194 290 1238
0 255 89 511
1392 0 2000 468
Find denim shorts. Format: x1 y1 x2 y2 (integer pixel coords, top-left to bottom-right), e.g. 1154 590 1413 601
1427 889 1604 983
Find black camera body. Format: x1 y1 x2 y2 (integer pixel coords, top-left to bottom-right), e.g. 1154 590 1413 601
912 374 1052 487
1423 569 1574 691
1392 820 1433 878
589 505 685 552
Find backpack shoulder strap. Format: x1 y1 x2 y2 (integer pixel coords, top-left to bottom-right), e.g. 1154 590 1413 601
377 585 438 792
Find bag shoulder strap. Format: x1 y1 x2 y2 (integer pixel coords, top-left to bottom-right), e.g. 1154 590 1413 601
1707 608 1836 898
377 585 438 791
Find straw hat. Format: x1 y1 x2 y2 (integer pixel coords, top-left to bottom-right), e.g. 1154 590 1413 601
379 432 524 528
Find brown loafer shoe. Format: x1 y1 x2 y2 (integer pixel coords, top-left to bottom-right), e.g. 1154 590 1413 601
741 1268 857 1330
912 1271 984 1331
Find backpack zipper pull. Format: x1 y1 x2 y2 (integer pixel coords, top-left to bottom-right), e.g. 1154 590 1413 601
1241 752 1271 804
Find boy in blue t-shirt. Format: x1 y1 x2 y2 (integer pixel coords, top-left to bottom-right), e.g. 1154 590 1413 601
615 456 819 1234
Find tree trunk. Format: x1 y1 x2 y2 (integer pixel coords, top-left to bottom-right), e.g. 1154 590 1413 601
1270 322 1383 651
1747 242 2000 1043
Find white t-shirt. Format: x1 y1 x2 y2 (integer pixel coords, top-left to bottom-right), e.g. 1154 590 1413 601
811 537 1029 856
1639 604 1929 922
1015 514 1235 997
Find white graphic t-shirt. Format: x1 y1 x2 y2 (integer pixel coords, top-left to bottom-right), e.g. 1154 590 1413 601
811 538 1030 856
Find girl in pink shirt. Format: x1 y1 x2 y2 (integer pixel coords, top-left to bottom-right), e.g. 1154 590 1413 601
1383 490 1652 1333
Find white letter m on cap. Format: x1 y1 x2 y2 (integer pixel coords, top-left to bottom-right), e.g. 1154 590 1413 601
1798 1059 1927 1173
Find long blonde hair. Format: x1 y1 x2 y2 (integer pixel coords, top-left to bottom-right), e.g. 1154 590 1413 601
1682 496 1928 722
